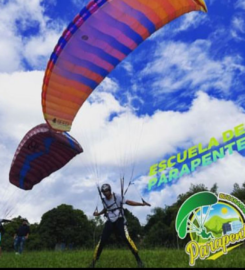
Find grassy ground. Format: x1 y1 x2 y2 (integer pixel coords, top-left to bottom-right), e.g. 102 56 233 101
0 248 245 268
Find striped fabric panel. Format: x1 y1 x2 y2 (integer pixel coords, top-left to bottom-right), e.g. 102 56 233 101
9 124 83 190
42 0 206 132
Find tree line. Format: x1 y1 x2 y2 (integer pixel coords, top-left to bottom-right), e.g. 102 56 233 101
2 182 245 251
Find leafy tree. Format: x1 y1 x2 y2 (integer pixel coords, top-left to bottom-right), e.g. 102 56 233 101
91 216 104 248
124 209 143 243
1 183 224 252
143 184 216 248
210 183 218 195
38 204 94 249
143 207 169 247
27 223 42 250
231 183 245 203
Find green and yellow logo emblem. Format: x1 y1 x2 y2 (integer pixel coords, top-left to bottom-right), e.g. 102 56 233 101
175 192 245 266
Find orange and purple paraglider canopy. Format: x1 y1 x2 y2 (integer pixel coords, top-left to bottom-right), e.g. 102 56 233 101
42 0 207 132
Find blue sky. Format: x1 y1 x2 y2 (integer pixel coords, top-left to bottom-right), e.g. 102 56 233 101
0 0 245 225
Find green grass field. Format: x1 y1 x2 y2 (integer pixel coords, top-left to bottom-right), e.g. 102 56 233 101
0 248 245 268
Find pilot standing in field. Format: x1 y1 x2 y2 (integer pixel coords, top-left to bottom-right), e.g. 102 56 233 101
91 183 150 268
14 219 30 255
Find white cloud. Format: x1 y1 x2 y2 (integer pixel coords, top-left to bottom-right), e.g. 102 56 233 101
0 71 44 140
0 0 65 72
1 0 245 227
171 12 208 34
121 61 134 74
235 0 245 10
96 77 119 93
23 29 63 69
232 17 245 33
0 37 23 72
231 16 245 41
148 152 245 216
1 70 245 224
142 40 245 94
60 92 245 223
150 8 208 41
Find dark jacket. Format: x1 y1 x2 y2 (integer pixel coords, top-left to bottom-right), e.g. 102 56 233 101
0 224 5 235
16 224 30 237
